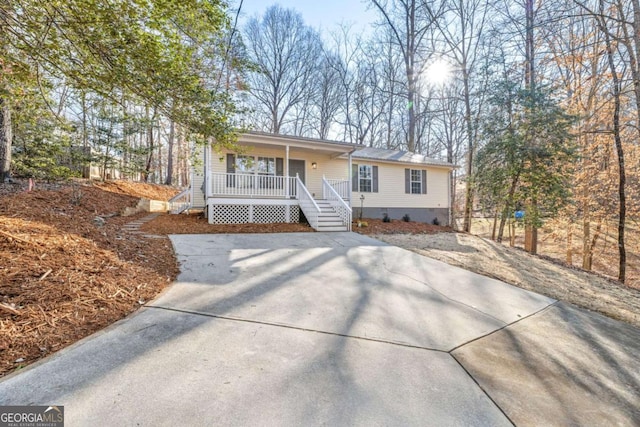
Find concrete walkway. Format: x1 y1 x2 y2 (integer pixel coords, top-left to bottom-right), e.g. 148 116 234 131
1 232 639 426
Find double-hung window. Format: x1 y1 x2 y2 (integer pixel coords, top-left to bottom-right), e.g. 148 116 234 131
235 155 254 174
352 163 378 193
410 169 422 194
235 155 254 188
257 157 275 174
257 157 276 188
405 168 426 194
359 165 373 193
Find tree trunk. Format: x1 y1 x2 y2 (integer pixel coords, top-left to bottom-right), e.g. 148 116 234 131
144 107 156 182
509 218 515 247
523 0 538 254
0 97 12 183
497 173 520 243
406 0 416 153
491 208 498 241
407 75 416 152
462 65 474 233
524 199 538 254
599 0 626 283
157 138 163 185
583 220 601 271
566 221 573 264
165 120 175 185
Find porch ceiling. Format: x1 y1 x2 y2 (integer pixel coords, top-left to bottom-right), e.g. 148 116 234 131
239 132 359 156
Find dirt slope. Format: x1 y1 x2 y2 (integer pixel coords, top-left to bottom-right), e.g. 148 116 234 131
376 232 640 329
0 180 178 377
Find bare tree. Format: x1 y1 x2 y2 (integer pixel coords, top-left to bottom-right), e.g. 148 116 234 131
314 51 344 139
243 6 322 134
428 0 490 232
370 0 440 152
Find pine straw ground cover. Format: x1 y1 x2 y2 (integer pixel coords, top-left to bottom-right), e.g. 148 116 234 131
352 218 452 235
140 215 448 235
0 180 179 377
142 213 314 234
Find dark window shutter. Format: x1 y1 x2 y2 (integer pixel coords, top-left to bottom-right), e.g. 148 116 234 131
226 154 235 187
421 170 427 194
372 166 379 192
226 154 235 173
405 169 410 194
352 163 358 191
276 158 284 176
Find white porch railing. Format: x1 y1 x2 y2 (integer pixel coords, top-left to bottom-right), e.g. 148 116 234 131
325 178 350 200
169 187 191 214
210 172 297 198
322 177 352 231
296 176 320 229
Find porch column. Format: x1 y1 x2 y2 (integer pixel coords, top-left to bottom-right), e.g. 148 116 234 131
348 150 353 204
285 145 290 198
204 143 211 198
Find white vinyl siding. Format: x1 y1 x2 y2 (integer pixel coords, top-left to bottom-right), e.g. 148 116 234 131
351 161 448 209
191 144 207 208
205 141 450 210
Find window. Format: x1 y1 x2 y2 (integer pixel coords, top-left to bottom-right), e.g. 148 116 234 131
410 169 422 194
352 164 378 193
235 155 254 174
359 165 372 192
257 157 275 175
405 168 426 194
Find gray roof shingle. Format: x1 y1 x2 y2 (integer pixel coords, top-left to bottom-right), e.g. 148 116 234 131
350 147 455 168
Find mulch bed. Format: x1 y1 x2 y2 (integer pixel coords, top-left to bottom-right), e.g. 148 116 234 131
0 181 179 377
142 213 314 234
353 218 453 235
142 215 453 235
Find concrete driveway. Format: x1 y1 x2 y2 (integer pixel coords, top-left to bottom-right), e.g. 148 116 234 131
1 232 639 426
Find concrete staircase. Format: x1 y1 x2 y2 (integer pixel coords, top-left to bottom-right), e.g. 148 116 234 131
314 199 349 232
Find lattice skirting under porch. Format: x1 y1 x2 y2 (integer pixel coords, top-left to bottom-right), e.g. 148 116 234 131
210 204 300 224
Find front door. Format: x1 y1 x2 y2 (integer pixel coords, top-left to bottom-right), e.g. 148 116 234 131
289 159 305 184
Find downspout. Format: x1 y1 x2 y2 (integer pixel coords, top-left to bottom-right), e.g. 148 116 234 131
348 149 355 205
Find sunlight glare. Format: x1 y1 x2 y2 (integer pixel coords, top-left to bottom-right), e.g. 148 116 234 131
424 60 452 86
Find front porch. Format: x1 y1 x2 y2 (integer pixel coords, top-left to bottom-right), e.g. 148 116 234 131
207 173 351 231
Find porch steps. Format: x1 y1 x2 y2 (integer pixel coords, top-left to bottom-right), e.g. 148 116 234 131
313 200 349 232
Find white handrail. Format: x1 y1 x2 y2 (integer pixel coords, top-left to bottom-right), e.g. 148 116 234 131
325 179 350 200
169 187 191 214
296 176 320 229
209 172 296 198
322 177 352 231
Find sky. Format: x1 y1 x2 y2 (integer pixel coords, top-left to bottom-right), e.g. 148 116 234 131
236 0 378 34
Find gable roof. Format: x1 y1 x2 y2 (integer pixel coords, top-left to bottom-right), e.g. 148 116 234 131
240 131 455 168
243 131 358 153
350 147 455 168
